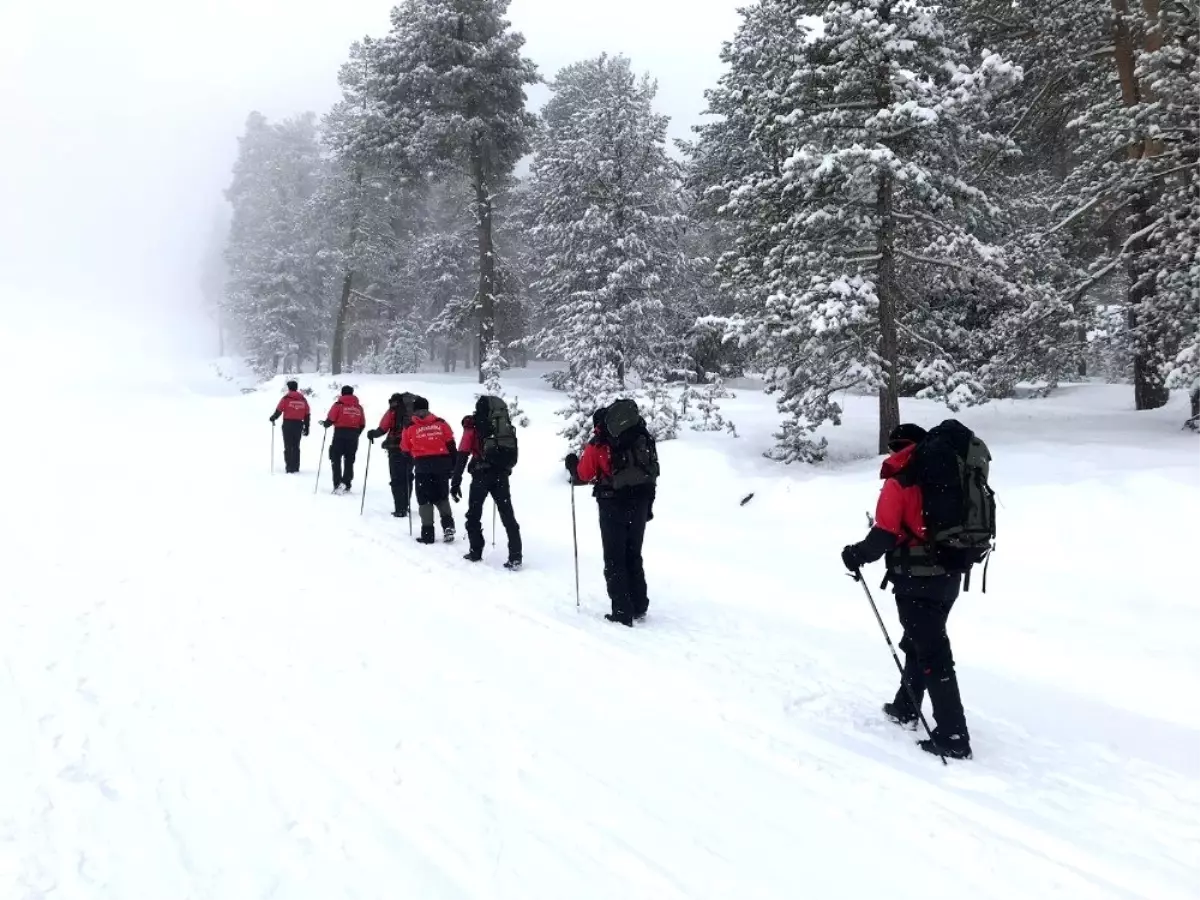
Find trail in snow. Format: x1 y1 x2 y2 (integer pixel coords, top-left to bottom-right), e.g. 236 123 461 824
1 366 1196 899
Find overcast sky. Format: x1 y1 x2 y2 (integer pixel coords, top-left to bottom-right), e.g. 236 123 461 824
0 0 742 357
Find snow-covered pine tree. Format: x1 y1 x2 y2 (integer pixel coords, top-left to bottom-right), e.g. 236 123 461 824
527 54 690 444
480 339 528 425
1141 0 1200 425
696 0 1022 460
320 38 409 375
223 112 332 375
364 0 538 383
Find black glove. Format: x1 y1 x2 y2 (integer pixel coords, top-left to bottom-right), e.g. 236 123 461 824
269 415 278 424
647 503 654 522
303 426 310 437
366 428 380 441
842 544 865 576
451 481 462 503
564 453 579 475
321 420 331 429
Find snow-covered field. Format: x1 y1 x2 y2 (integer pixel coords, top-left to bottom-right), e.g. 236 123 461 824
1 357 1197 899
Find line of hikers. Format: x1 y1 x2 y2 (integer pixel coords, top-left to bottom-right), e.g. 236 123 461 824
271 386 661 619
272 381 995 762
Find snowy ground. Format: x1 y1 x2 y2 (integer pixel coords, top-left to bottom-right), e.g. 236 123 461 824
1 357 1197 899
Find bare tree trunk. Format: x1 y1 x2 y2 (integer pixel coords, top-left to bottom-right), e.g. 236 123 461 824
330 168 364 376
1111 0 1170 410
876 170 901 452
874 15 901 453
471 138 496 386
331 271 354 376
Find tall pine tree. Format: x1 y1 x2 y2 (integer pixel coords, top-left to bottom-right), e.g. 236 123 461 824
363 0 538 382
527 54 689 444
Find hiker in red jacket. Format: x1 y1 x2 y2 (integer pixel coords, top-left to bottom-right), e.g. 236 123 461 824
453 403 522 569
367 392 416 518
400 396 457 544
269 380 310 473
842 423 972 760
320 385 366 494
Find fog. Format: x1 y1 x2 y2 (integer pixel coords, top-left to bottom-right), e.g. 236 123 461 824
0 0 740 370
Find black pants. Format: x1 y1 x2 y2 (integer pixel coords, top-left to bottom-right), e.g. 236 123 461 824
415 472 454 529
281 420 303 473
597 494 650 619
387 450 413 514
329 432 360 489
465 472 521 559
892 576 968 737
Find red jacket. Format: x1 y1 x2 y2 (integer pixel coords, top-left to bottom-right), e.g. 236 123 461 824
326 395 365 430
575 439 612 483
458 423 481 458
874 444 927 545
376 408 405 435
401 413 455 459
275 391 310 422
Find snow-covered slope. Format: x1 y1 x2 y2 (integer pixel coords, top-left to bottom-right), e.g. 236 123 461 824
1 364 1196 900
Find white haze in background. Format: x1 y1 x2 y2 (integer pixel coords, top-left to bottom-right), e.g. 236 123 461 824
0 0 740 374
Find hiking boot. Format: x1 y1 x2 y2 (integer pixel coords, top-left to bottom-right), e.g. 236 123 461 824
463 550 483 563
392 510 408 518
919 732 973 760
416 526 436 545
604 613 634 627
503 558 522 572
443 527 455 543
883 702 919 729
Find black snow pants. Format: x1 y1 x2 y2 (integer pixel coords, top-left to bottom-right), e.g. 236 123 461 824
329 431 360 490
596 492 651 621
891 574 968 738
281 420 304 473
465 471 521 560
387 450 414 515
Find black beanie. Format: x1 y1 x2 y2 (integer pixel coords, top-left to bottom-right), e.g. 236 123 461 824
887 423 927 450
592 406 608 428
286 380 298 391
341 385 354 396
389 392 403 404
414 396 429 412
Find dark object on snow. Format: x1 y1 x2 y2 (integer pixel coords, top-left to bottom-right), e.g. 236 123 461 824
740 492 755 506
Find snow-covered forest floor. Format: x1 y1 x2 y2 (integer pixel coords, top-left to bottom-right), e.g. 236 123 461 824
1 360 1196 899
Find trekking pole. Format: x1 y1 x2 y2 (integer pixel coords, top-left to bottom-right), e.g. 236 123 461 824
360 442 372 515
570 483 580 610
314 429 328 494
270 424 275 474
853 570 947 766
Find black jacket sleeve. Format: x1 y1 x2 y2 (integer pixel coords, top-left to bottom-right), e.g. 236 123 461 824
452 451 468 484
851 526 901 566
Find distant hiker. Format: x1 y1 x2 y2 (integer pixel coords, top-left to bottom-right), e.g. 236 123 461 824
367 392 417 517
269 380 310 473
320 385 366 494
841 421 995 761
400 396 457 544
565 400 660 626
453 396 522 569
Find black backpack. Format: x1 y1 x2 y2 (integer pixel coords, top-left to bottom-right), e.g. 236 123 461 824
900 419 997 588
604 399 659 491
475 395 519 470
384 392 419 450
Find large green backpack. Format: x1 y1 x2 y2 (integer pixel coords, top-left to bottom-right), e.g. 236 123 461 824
604 399 660 491
475 395 519 470
901 419 997 589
